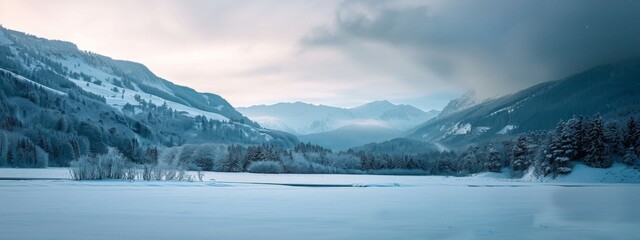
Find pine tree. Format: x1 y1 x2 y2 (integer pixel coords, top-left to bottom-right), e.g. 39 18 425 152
624 118 639 153
605 121 623 156
623 147 638 166
547 121 573 174
511 135 530 172
561 118 579 160
485 147 502 172
585 114 611 168
572 116 587 159
7 148 13 165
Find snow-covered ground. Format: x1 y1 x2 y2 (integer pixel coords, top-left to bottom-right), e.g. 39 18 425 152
1 167 639 240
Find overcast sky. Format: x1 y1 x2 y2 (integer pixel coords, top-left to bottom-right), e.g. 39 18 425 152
1 0 639 110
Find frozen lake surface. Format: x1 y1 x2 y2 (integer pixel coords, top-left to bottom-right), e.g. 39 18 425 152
1 168 639 240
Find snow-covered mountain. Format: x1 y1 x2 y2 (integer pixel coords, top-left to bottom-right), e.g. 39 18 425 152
437 90 481 118
238 100 439 135
0 26 297 164
409 58 640 149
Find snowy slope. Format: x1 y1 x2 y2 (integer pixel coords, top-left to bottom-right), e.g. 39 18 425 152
66 76 227 121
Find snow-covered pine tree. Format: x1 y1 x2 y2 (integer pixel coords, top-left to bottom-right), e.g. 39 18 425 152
605 121 624 156
623 147 638 166
561 118 579 160
585 114 612 168
485 146 502 172
572 116 588 159
511 135 530 172
624 117 640 154
547 121 573 174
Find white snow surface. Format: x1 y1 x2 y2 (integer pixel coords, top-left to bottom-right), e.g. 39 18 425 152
451 122 472 135
54 56 121 83
1 167 639 240
497 125 517 134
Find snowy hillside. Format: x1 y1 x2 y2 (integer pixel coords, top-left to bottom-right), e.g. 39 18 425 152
0 26 254 126
66 74 227 121
0 26 298 167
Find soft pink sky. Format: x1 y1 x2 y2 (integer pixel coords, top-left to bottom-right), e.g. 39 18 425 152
3 1 635 110
0 0 459 110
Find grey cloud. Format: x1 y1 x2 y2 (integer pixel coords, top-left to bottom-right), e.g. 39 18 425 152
303 0 640 97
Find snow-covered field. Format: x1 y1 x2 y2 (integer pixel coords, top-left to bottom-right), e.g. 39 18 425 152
1 167 639 240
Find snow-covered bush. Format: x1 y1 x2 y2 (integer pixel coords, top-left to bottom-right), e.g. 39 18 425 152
70 148 136 180
158 144 227 171
141 163 191 181
247 161 284 174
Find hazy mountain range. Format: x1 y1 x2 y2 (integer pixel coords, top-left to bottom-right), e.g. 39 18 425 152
238 100 439 135
238 101 439 150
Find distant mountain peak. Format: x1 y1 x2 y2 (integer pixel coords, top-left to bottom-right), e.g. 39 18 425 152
438 90 480 117
352 100 395 109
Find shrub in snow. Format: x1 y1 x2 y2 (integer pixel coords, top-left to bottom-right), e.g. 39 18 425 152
247 161 284 174
141 163 191 181
70 148 136 180
159 144 227 171
71 148 194 181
